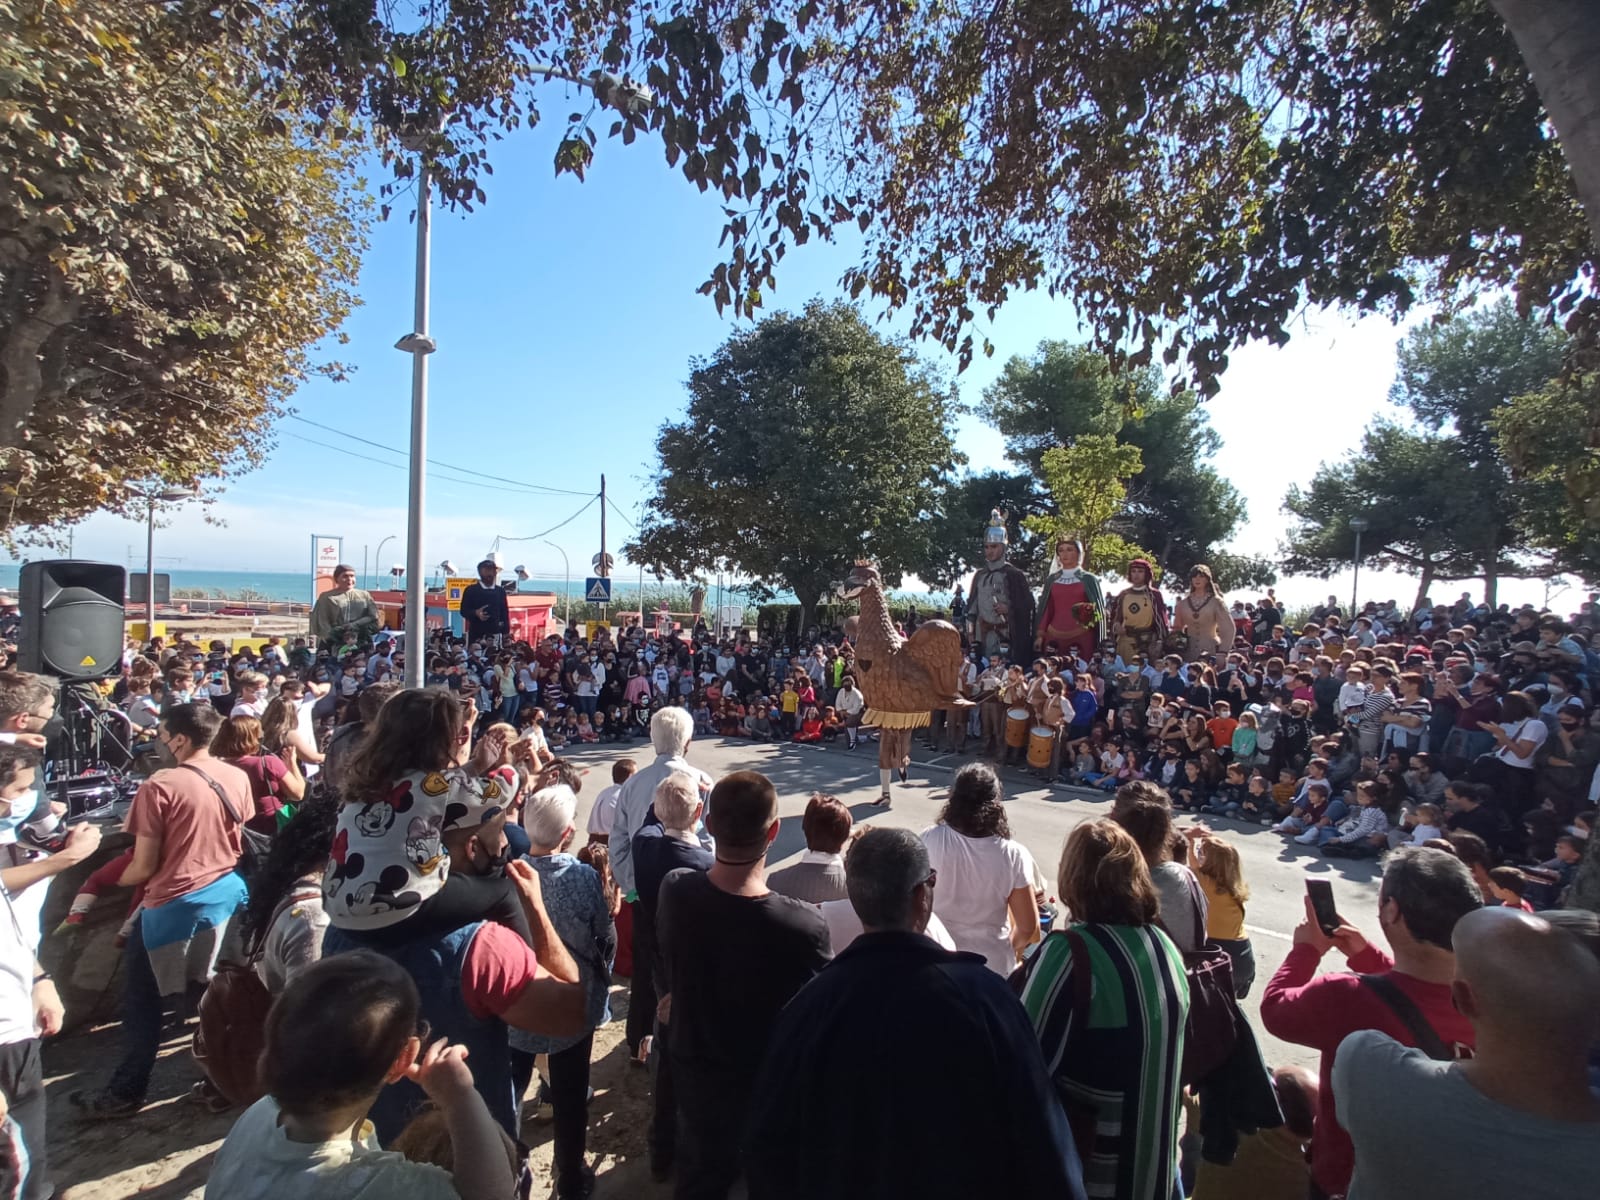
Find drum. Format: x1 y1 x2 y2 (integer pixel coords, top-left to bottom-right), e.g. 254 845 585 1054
1005 707 1030 748
1027 726 1055 769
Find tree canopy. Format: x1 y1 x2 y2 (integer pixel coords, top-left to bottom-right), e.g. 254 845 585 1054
0 0 366 537
623 300 961 630
926 340 1264 588
1282 301 1580 604
1021 436 1154 580
270 1 1597 392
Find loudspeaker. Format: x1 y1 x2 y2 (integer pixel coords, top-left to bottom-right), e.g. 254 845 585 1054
18 560 127 680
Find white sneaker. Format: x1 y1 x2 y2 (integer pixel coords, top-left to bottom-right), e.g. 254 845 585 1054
1294 829 1320 845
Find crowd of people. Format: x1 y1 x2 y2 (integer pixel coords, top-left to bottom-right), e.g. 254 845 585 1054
0 559 1594 1199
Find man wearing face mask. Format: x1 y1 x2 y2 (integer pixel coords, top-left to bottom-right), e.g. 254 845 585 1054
0 673 104 941
0 743 66 1200
1534 698 1598 821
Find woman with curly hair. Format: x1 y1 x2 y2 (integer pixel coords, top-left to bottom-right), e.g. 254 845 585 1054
920 762 1039 975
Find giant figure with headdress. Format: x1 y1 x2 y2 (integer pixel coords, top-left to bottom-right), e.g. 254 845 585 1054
1035 537 1104 661
1109 557 1169 664
969 510 1036 662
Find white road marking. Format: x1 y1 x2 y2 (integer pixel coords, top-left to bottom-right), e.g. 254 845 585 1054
1244 923 1293 942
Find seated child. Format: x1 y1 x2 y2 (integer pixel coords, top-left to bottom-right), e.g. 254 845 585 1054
1318 780 1389 854
1238 769 1275 824
819 706 843 744
575 713 598 744
1203 763 1249 818
1488 865 1535 912
1541 834 1584 892
692 698 714 736
1270 767 1299 819
1392 800 1444 848
1271 779 1331 835
793 706 824 743
205 952 518 1199
1173 758 1211 813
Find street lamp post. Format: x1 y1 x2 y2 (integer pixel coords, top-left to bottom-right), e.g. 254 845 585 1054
391 76 649 690
372 535 396 591
1349 517 1370 618
126 483 195 633
543 541 570 626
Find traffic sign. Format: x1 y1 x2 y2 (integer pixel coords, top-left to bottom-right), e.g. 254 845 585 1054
592 552 614 573
445 576 476 611
584 576 612 603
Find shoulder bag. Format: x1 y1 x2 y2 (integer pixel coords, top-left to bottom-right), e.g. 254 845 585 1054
1168 871 1240 1087
184 763 272 882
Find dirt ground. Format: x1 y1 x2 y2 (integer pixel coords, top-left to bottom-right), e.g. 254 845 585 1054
43 982 665 1199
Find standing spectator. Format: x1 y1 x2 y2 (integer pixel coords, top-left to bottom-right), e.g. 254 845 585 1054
1334 907 1600 1200
1535 700 1599 821
510 786 616 1200
1259 847 1482 1199
920 763 1039 975
308 564 380 648
746 827 1086 1200
1113 797 1208 954
609 709 712 1069
585 758 636 845
461 558 510 646
1476 690 1547 823
766 794 851 904
1185 827 1256 997
72 703 251 1118
0 744 65 1200
1015 820 1189 1200
632 774 715 1182
657 771 830 1198
204 954 518 1200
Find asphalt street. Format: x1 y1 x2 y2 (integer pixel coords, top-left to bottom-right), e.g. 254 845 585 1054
558 732 1390 1071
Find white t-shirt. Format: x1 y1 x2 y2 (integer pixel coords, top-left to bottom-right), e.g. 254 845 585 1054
919 824 1032 976
295 697 321 778
1494 718 1548 769
233 697 265 719
819 899 956 954
587 783 623 836
0 886 37 1046
205 1096 457 1200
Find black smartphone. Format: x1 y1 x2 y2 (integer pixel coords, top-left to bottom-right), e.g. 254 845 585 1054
1306 878 1343 936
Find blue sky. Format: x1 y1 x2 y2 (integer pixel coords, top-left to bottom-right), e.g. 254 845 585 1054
30 100 1569 611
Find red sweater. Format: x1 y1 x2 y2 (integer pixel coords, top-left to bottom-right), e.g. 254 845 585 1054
1259 942 1475 1196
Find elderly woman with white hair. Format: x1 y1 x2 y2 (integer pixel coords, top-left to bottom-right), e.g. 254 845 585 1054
608 705 714 1067
510 784 617 1200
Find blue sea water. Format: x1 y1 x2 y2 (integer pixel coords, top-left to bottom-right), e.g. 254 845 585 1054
0 563 775 606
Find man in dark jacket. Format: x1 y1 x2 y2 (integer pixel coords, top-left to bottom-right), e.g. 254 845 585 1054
744 828 1085 1200
631 772 714 1182
461 557 510 645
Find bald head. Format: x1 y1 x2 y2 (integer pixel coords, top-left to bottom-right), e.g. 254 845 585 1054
1453 907 1600 1048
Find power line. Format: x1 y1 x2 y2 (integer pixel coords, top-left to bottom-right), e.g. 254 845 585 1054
489 495 601 547
280 432 590 499
285 414 595 496
604 493 640 531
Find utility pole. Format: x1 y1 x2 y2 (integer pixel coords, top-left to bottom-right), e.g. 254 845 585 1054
599 473 608 626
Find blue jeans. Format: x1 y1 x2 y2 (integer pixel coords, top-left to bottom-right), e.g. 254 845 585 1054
106 921 166 1102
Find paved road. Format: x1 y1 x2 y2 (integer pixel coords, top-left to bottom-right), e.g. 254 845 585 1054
558 732 1390 1071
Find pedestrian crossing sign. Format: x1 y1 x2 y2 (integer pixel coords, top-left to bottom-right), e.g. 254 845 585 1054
585 576 612 603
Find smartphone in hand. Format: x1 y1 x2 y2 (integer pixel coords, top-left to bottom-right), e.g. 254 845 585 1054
1306 878 1343 936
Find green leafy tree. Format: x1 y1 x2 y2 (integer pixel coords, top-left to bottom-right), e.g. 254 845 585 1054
1283 423 1524 611
918 472 1050 589
1021 436 1155 579
1496 369 1600 573
624 301 962 632
975 341 1246 577
271 3 1598 388
0 0 366 537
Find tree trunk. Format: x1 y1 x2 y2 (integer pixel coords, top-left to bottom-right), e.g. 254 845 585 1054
1492 0 1600 253
1412 561 1435 617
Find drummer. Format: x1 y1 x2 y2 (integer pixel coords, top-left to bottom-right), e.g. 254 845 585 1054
1038 677 1071 782
1000 664 1030 767
1026 659 1053 723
